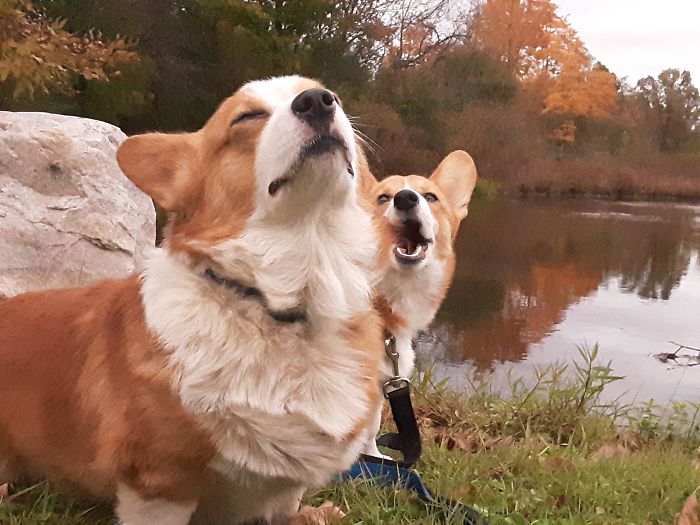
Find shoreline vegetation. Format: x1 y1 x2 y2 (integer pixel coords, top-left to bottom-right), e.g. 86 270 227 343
3 347 699 524
474 151 700 202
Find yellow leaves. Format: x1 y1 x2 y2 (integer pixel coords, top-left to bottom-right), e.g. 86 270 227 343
544 65 618 120
678 493 699 525
0 0 138 99
473 0 558 77
474 0 619 141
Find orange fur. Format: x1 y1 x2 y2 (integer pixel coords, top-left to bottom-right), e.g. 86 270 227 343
364 151 478 329
0 279 216 503
0 77 383 523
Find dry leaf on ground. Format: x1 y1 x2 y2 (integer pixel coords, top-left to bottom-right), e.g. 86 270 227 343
0 483 8 504
538 456 574 472
591 443 631 461
291 501 345 525
615 427 641 450
678 493 699 525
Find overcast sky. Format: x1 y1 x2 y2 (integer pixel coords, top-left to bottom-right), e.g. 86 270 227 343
554 0 700 86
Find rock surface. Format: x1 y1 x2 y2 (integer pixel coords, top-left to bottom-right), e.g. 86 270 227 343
0 111 155 298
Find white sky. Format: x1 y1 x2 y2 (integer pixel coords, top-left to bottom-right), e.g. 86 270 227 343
554 0 700 86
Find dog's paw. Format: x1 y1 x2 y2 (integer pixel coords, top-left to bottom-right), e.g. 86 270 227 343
363 443 394 461
290 501 345 525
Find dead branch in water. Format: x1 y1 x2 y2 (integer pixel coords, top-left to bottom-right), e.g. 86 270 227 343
651 342 700 367
669 341 700 354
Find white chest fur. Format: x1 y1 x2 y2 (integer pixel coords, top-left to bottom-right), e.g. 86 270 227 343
377 259 447 380
139 203 377 488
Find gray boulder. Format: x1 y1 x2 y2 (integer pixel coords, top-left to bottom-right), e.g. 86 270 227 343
0 112 155 298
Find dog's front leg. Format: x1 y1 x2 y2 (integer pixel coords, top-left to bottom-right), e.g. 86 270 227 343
362 396 393 460
116 484 197 525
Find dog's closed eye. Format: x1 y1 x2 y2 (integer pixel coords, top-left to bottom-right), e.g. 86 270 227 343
231 111 269 126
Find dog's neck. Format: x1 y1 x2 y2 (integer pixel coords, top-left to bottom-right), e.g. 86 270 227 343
376 258 448 337
210 197 376 326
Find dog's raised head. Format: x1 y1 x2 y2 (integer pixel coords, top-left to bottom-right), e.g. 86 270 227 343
373 151 476 272
116 76 375 321
369 151 477 329
118 76 360 241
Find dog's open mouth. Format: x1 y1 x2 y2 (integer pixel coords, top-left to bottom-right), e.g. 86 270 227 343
269 134 350 195
393 220 431 265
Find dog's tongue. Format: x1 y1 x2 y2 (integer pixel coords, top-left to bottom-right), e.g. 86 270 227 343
403 221 422 254
398 239 415 254
406 239 416 254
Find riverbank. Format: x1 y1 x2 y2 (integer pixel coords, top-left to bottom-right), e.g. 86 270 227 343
485 153 700 202
2 349 699 524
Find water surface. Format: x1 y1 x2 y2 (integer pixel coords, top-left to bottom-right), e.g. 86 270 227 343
417 198 700 406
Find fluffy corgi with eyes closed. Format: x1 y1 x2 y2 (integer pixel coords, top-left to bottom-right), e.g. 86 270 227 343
362 151 478 458
0 76 383 525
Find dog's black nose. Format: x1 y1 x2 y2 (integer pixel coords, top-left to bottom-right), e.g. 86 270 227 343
394 189 419 211
291 88 335 124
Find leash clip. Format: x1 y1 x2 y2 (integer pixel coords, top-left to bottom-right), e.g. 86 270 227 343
383 377 411 398
383 330 410 398
384 331 400 377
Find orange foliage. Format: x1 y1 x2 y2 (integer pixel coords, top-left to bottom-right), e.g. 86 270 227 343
475 0 619 135
537 23 618 119
544 65 618 119
473 0 558 78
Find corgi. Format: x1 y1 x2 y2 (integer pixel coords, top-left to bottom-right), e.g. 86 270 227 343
361 151 477 458
0 76 383 525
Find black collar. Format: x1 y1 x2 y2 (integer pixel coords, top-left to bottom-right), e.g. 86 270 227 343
203 267 307 324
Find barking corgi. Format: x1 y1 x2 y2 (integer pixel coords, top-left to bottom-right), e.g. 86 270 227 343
362 151 477 458
0 76 383 525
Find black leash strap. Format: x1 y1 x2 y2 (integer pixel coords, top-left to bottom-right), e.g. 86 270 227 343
377 382 422 466
336 330 489 524
378 330 422 465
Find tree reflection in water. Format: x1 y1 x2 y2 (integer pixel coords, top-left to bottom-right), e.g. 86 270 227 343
419 198 700 370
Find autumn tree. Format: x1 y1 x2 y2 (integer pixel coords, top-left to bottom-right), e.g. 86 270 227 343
537 23 618 121
472 0 558 78
636 69 700 151
0 0 136 101
473 0 619 146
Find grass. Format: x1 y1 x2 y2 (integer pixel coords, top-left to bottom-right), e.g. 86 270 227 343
2 346 700 524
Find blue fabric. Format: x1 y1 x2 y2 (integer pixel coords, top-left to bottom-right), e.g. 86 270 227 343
338 456 488 525
337 457 488 525
338 458 432 500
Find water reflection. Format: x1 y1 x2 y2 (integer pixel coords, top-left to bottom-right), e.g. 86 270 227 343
419 198 700 403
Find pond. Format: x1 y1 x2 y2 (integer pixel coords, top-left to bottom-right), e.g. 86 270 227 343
417 197 700 406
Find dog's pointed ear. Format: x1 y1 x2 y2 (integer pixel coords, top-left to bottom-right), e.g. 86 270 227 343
430 150 478 221
117 133 197 212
